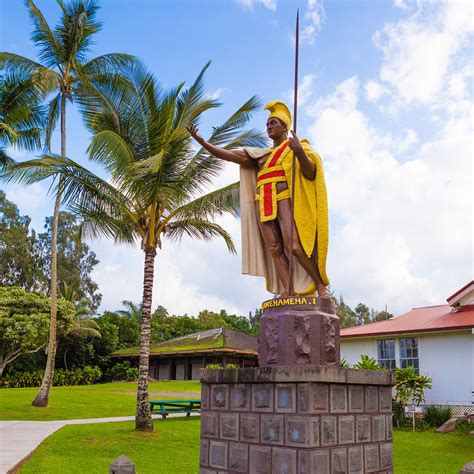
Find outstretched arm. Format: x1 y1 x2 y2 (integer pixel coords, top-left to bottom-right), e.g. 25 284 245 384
186 124 253 166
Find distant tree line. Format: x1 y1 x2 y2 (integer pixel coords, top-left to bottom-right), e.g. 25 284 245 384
1 190 393 377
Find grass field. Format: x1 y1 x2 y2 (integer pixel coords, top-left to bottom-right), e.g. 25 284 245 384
14 422 474 473
0 381 201 421
16 418 200 474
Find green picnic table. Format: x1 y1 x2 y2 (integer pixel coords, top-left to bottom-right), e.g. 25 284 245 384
149 399 201 418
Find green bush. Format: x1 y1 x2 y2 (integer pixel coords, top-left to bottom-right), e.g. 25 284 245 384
353 355 383 370
455 417 473 435
423 405 452 427
125 367 138 381
0 366 102 388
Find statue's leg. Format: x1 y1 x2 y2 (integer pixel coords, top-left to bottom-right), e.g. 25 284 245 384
255 204 290 293
277 198 329 296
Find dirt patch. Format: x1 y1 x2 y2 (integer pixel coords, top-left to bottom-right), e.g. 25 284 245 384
125 391 200 398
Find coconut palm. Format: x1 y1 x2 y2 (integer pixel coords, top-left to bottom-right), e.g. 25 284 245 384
60 282 101 370
0 69 44 165
3 61 266 430
0 0 134 407
118 300 142 323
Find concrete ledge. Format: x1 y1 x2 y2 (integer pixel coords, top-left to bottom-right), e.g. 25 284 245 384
200 365 394 386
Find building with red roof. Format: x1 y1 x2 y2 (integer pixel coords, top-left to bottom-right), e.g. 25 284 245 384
340 281 474 413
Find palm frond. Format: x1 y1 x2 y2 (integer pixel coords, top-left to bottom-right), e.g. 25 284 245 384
166 218 236 254
55 0 102 65
44 93 61 151
166 182 240 225
25 0 63 68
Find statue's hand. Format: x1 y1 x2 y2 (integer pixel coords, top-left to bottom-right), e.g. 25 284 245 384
186 123 204 143
288 130 304 154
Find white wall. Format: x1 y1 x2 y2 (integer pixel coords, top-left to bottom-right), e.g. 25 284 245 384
420 330 473 404
341 330 473 405
341 338 377 365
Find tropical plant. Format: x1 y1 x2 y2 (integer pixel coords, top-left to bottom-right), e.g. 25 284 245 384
0 66 44 165
60 283 101 370
0 286 75 376
339 357 350 368
1 60 265 430
117 300 142 323
352 354 384 371
422 405 452 428
394 365 432 407
0 0 134 407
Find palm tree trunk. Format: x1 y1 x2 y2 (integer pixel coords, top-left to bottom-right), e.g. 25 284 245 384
32 92 66 407
135 246 156 432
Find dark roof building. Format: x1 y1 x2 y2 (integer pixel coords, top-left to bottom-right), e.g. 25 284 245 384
112 327 258 380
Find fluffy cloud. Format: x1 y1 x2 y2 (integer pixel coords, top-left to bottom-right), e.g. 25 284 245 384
373 0 473 105
364 80 388 103
304 1 472 313
301 0 325 45
234 0 277 12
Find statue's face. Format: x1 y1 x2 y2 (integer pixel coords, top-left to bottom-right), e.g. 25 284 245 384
266 118 287 140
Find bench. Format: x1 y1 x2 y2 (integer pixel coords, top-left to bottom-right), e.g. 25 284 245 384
149 399 201 418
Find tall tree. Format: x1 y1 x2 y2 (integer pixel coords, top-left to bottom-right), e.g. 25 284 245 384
4 61 265 430
0 67 44 165
0 191 44 291
0 286 74 376
39 212 102 310
0 0 134 407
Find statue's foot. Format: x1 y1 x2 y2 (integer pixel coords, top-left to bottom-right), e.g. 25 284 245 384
317 285 331 299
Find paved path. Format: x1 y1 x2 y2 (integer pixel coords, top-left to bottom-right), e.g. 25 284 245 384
0 413 199 473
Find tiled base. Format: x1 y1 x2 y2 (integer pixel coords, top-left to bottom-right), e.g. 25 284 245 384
199 366 394 473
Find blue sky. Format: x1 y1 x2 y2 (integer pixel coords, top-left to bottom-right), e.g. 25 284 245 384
1 0 472 317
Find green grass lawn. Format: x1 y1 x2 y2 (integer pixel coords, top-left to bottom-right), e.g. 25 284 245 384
394 429 474 473
14 423 474 474
0 381 201 421
16 418 200 474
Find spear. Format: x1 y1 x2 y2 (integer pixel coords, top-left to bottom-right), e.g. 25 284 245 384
287 9 299 296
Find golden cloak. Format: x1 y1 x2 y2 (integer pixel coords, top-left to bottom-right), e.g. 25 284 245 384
240 139 329 295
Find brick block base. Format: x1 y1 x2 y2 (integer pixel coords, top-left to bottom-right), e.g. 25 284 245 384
200 366 394 473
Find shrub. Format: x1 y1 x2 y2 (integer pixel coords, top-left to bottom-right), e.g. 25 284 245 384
110 360 133 381
0 366 102 388
455 417 473 435
392 399 405 427
423 405 452 427
353 355 383 371
125 367 138 381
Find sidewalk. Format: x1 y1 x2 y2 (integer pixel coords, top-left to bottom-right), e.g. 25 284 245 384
0 413 198 473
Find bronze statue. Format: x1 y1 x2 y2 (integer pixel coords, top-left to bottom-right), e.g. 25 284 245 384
187 100 330 298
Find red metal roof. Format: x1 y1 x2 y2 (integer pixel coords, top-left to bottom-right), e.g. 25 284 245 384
447 280 474 304
341 304 474 338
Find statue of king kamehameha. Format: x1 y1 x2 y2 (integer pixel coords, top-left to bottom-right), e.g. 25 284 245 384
187 100 330 299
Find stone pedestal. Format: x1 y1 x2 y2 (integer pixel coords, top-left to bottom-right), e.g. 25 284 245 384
259 298 339 367
199 366 394 473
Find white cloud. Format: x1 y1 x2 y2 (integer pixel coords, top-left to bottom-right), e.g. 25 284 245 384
364 80 388 103
301 0 325 45
284 74 317 109
373 1 473 106
307 5 473 313
205 88 230 101
397 129 418 153
234 0 277 12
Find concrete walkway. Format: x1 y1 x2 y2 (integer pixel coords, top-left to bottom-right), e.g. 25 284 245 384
0 413 199 473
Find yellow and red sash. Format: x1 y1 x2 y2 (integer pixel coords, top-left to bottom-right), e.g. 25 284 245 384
256 140 290 222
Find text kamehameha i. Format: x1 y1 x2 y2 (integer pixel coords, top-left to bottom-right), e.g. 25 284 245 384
261 296 318 310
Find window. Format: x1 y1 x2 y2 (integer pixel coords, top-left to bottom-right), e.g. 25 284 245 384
400 338 419 372
377 339 396 370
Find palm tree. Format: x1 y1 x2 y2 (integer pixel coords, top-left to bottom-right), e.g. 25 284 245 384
0 0 134 407
0 68 44 165
3 61 266 430
117 300 142 323
60 282 101 370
